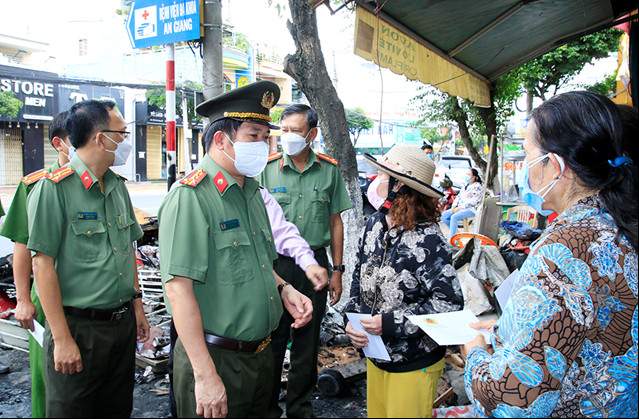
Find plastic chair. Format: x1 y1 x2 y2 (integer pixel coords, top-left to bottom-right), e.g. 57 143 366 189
450 232 498 249
506 205 538 228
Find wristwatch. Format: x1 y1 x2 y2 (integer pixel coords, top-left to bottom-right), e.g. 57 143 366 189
278 282 290 295
132 292 143 300
332 264 345 272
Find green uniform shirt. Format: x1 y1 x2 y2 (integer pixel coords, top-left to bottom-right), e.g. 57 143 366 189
257 150 352 249
26 155 143 310
159 154 282 342
1 162 60 244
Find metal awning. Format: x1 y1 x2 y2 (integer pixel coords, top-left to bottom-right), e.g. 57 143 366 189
353 0 636 106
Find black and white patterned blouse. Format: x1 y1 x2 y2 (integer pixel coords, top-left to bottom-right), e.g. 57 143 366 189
344 211 464 372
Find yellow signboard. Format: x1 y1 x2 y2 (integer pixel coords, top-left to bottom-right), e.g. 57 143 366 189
354 7 490 107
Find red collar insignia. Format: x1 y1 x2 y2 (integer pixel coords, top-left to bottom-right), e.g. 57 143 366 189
212 171 229 194
81 170 93 190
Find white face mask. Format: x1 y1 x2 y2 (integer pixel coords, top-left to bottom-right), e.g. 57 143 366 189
102 133 133 166
223 133 270 177
280 131 311 156
60 141 76 161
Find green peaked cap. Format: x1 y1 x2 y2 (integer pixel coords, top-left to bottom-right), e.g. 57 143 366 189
195 80 281 129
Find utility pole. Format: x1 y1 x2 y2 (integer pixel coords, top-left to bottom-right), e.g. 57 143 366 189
202 0 223 102
166 44 176 190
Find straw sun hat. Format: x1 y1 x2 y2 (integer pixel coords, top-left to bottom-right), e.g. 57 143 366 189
364 144 443 199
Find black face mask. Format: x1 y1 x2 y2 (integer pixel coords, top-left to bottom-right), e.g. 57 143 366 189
379 176 408 215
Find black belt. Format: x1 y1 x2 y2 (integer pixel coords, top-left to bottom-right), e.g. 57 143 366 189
312 247 327 257
203 333 271 354
63 302 130 321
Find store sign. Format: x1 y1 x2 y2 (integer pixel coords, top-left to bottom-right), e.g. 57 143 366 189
126 0 201 49
0 75 126 122
57 84 125 115
0 77 56 121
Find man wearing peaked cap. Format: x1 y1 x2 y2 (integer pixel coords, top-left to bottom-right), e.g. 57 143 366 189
159 80 313 418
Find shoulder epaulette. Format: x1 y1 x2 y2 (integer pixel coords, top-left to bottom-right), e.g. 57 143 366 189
114 172 128 181
21 169 48 186
45 166 75 183
317 153 338 165
179 169 208 187
267 152 282 162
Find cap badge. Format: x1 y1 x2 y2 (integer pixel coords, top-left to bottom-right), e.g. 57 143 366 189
261 91 275 109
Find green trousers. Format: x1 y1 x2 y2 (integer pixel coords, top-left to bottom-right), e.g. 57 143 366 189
29 290 46 418
267 250 329 418
173 336 274 418
43 307 136 418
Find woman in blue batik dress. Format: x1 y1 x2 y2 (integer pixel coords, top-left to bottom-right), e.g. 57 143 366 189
463 91 638 418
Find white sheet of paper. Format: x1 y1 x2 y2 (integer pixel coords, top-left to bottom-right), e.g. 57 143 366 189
407 310 490 346
28 319 45 348
345 313 391 361
495 269 519 310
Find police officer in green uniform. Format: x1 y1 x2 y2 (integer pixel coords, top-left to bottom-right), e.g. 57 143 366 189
159 80 313 418
258 104 352 418
0 111 73 417
26 100 150 418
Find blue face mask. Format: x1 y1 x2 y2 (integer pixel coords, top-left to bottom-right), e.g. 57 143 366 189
518 153 564 216
464 174 472 184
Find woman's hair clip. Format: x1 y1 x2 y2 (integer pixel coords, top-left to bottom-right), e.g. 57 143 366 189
608 156 633 168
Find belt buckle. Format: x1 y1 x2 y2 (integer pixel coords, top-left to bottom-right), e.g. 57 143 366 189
110 306 128 321
254 336 271 354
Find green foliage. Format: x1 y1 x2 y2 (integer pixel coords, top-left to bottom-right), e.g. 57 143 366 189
267 0 287 18
420 127 448 146
115 1 132 15
583 70 618 97
223 30 251 54
271 108 284 124
0 91 23 119
146 81 204 127
411 68 520 140
518 28 622 100
345 107 374 143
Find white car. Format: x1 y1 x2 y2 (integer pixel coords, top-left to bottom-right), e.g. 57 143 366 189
433 155 473 191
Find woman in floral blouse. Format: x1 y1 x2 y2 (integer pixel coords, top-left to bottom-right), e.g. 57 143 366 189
344 144 463 418
441 168 483 239
463 91 637 417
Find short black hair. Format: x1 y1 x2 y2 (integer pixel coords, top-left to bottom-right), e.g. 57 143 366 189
470 168 482 184
421 143 433 151
280 104 318 129
49 110 69 147
201 118 243 154
66 100 116 148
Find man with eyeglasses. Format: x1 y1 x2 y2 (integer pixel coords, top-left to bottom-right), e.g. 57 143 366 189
26 99 150 417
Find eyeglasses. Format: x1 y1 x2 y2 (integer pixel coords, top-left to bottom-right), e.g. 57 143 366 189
102 130 130 139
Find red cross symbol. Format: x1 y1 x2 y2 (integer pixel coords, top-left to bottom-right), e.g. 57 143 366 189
142 9 149 20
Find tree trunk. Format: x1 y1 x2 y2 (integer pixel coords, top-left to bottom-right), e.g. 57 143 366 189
284 0 362 306
476 90 500 194
526 88 534 118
